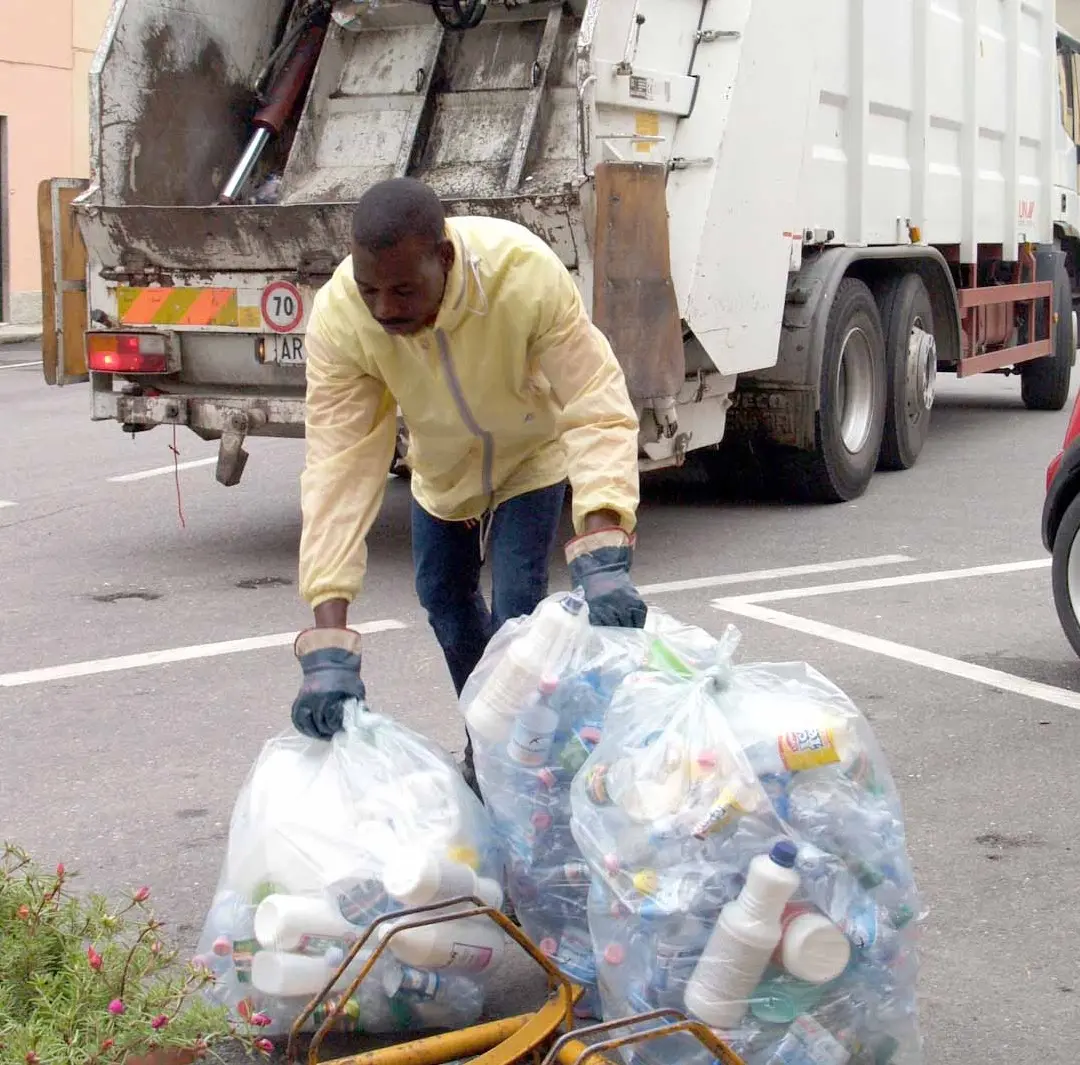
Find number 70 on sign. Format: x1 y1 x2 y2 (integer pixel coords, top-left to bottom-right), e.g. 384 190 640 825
259 280 308 364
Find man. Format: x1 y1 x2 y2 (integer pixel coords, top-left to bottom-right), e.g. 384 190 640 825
290 177 646 784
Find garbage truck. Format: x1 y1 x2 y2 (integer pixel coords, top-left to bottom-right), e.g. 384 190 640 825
38 0 1080 502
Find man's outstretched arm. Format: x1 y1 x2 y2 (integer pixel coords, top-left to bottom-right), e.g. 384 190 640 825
293 321 397 738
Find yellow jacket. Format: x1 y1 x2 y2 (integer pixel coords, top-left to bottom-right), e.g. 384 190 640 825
299 216 641 609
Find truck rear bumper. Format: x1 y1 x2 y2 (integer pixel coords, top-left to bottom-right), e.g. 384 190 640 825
93 387 306 440
93 387 305 486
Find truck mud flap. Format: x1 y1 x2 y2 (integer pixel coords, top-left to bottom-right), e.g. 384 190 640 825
725 383 818 452
591 162 685 407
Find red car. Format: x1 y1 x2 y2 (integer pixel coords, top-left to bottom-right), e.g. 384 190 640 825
1043 389 1080 655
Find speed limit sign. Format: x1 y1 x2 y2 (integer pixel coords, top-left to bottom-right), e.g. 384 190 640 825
261 280 304 333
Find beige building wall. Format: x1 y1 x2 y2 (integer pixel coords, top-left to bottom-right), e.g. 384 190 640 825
0 0 113 325
1063 0 1080 40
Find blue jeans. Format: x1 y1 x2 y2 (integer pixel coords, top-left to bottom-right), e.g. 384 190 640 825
412 481 568 699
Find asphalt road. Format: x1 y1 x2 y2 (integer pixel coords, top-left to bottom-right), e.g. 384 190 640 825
2 340 1077 1064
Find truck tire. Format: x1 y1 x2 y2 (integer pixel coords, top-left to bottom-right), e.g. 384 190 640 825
789 277 887 502
876 273 936 471
1021 257 1074 412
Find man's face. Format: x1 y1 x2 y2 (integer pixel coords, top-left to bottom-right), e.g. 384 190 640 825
351 235 454 336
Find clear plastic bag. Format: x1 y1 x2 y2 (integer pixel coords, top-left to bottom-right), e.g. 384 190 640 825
458 591 723 1017
570 626 925 1065
192 704 508 1039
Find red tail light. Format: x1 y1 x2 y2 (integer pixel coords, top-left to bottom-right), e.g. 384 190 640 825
87 333 169 374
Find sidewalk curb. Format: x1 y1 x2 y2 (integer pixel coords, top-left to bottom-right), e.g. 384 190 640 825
0 328 43 346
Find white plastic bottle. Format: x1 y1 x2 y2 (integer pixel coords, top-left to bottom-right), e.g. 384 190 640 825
776 903 851 985
466 597 587 744
683 840 802 1029
381 852 504 911
379 913 507 974
253 894 360 953
251 949 365 997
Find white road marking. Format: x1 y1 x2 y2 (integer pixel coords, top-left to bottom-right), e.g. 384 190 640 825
0 619 407 688
713 599 1080 711
717 558 1051 605
639 554 915 596
0 501 16 509
0 360 43 370
107 456 217 483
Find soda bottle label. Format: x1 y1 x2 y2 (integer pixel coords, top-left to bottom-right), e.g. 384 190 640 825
777 729 842 772
650 940 699 992
398 965 441 999
584 764 611 804
692 785 751 839
550 931 598 984
296 932 355 957
337 880 391 925
231 937 258 983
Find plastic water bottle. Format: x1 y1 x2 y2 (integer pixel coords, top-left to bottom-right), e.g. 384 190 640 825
382 961 484 1028
642 917 709 1009
683 840 802 1029
466 597 588 744
760 1014 853 1064
539 925 597 986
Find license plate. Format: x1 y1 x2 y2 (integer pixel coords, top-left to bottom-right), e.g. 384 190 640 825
268 333 306 364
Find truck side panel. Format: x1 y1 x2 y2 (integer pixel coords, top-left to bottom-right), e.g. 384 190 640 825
803 0 1055 256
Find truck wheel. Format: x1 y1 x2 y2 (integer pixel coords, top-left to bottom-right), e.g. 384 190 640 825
877 273 936 471
1022 257 1074 412
1051 492 1080 658
790 277 887 502
390 420 411 479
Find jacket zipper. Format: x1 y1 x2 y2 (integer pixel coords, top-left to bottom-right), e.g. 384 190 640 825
435 327 495 509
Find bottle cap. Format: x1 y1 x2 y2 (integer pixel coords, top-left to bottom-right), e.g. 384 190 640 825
780 913 851 984
770 839 799 869
603 943 626 965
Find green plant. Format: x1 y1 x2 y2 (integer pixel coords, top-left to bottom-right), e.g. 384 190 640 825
0 843 275 1064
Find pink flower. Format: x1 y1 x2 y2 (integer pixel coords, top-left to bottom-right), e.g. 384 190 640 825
87 945 103 971
255 1038 274 1055
26 1053 40 1065
108 999 125 1015
133 886 151 903
16 905 30 920
151 1014 169 1030
100 1040 114 1051
56 863 65 878
251 1012 272 1028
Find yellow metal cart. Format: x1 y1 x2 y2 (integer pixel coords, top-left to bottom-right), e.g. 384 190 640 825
286 898 747 1065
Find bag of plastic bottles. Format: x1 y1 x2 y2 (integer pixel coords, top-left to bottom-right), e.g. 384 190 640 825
458 589 722 1017
192 703 509 1040
570 626 926 1065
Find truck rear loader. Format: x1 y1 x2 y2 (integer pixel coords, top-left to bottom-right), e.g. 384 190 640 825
39 0 1080 501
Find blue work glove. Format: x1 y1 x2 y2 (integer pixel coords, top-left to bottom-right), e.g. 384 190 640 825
291 628 366 740
566 527 648 628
